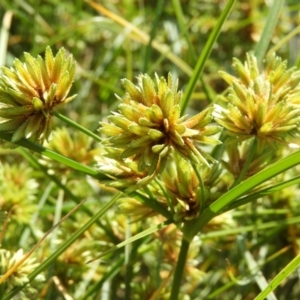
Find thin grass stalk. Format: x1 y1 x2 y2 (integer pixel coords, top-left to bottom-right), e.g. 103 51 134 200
254 253 300 300
231 137 257 188
200 216 300 240
81 257 125 299
254 0 285 66
124 237 145 300
0 132 107 181
53 111 102 143
180 0 236 114
143 0 164 72
227 174 300 211
169 238 190 300
19 147 119 242
171 0 197 62
183 149 300 241
86 0 193 76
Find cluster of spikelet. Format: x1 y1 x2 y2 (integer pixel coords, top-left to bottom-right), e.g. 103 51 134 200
99 73 221 181
0 248 44 298
0 46 76 144
214 53 300 146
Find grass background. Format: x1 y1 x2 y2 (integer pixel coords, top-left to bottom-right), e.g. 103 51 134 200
1 0 300 299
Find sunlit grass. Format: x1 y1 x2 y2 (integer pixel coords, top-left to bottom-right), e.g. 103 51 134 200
0 1 300 299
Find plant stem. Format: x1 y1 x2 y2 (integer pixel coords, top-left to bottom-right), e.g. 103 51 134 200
231 137 257 188
169 237 190 300
143 0 164 72
180 0 236 114
53 111 102 143
254 0 285 66
0 132 107 181
183 149 300 241
172 0 197 63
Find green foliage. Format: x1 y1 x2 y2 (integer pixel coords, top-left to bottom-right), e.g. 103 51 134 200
1 1 300 300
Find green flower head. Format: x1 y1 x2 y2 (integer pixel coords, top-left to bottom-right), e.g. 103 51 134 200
214 53 300 145
0 248 44 298
0 162 38 223
0 46 76 144
41 127 101 174
99 73 220 177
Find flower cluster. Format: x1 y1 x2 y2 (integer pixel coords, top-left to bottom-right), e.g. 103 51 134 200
41 127 101 174
222 138 277 179
0 46 76 144
97 146 149 189
214 53 300 145
0 162 38 223
160 152 205 222
99 73 220 179
0 248 44 299
116 151 223 223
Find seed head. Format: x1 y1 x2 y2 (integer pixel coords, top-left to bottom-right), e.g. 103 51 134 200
160 152 207 222
0 46 76 144
0 248 44 297
100 73 221 178
0 162 38 223
41 127 101 174
214 53 300 145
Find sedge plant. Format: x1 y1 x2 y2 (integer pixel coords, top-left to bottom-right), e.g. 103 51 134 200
1 0 300 299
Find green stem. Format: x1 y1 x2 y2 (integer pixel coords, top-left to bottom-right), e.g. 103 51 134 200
81 257 125 299
172 0 197 63
143 0 164 72
0 132 107 181
183 149 300 241
231 137 257 188
2 194 119 300
227 174 300 212
180 0 236 114
169 237 190 300
132 191 173 220
254 0 285 66
53 111 102 143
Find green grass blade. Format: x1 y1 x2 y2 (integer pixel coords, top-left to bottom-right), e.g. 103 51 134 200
200 216 300 240
19 147 120 243
227 174 300 211
86 220 170 262
54 111 102 143
254 0 285 65
238 236 277 300
81 256 125 299
267 23 300 57
143 0 164 72
184 149 300 240
254 253 300 300
180 0 236 114
169 238 190 300
0 132 107 181
132 191 173 220
172 0 197 63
